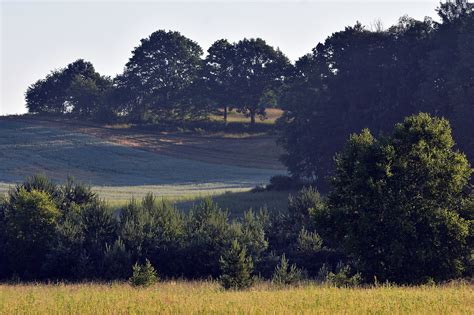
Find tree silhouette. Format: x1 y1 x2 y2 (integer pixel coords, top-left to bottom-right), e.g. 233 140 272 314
118 30 203 121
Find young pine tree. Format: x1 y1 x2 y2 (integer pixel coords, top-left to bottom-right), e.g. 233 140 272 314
130 259 158 287
272 253 304 286
219 239 254 290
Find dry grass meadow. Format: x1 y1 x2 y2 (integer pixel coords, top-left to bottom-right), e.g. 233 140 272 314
0 281 472 314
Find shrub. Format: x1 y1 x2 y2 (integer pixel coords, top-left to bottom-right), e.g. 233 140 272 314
130 259 159 287
272 254 304 286
219 240 254 290
318 263 361 287
267 175 298 191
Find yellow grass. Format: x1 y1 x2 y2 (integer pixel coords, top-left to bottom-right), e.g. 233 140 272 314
0 281 472 314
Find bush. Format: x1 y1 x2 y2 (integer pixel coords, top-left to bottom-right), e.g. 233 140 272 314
318 263 361 287
267 175 299 191
318 113 473 283
130 259 159 287
272 254 304 286
268 175 293 191
219 240 254 290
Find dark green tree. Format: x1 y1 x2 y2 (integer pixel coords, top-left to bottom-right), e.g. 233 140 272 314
118 30 203 121
118 194 185 277
3 188 60 278
317 113 473 283
25 59 109 116
130 259 159 287
232 38 291 125
67 73 112 117
0 197 8 278
184 198 240 278
103 238 132 280
219 239 254 290
204 39 238 124
272 253 304 286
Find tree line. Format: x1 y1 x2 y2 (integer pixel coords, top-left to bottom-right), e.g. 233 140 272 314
1 113 472 285
279 1 474 186
26 35 290 125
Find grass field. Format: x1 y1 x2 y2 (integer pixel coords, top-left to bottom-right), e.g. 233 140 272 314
0 117 285 208
0 281 472 314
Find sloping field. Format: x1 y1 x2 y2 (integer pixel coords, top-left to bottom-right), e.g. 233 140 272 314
0 117 285 200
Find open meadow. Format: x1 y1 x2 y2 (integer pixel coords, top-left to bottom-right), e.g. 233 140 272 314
0 281 472 314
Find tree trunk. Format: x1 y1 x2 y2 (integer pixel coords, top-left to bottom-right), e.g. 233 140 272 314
223 106 228 125
250 109 256 125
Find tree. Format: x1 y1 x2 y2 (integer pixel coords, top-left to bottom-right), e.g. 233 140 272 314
184 198 240 278
437 0 473 23
3 188 60 278
272 254 304 285
418 8 474 162
204 39 237 124
279 7 474 187
119 30 203 121
0 197 8 278
130 259 159 287
25 59 110 116
317 113 473 283
118 194 186 277
67 73 112 117
219 239 254 290
232 38 291 125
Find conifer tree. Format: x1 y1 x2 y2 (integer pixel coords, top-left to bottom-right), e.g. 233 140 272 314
219 239 254 290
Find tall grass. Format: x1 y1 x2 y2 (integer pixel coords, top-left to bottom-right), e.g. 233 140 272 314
0 281 471 314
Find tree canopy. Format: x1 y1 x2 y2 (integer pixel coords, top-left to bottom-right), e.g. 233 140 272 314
116 30 204 121
26 59 111 116
279 4 474 186
315 113 473 283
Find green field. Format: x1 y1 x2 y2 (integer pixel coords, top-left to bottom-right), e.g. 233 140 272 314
0 282 472 314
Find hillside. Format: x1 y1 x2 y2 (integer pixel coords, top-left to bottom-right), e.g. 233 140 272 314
0 116 285 200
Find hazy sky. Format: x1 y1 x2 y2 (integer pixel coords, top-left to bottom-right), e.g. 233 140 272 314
1 0 440 115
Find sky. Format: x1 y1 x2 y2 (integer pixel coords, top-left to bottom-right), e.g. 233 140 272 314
1 0 441 115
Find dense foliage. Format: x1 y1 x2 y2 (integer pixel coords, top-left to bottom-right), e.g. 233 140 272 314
1 114 473 284
219 239 254 290
0 176 321 282
279 3 474 186
314 113 473 283
25 59 112 118
114 30 204 122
